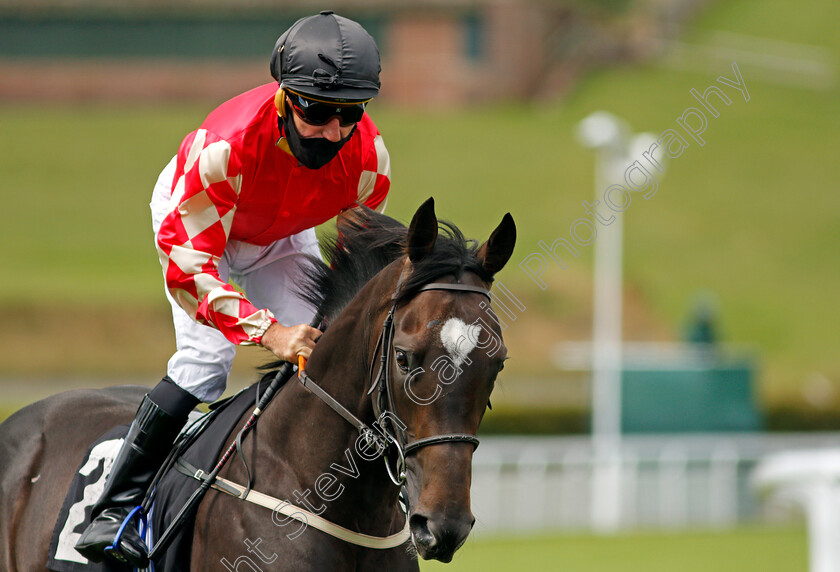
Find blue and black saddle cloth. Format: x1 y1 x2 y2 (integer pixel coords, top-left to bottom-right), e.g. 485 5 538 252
47 381 269 572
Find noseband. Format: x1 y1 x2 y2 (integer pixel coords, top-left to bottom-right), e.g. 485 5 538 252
298 279 491 486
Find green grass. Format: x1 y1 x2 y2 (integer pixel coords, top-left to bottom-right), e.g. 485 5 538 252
421 527 807 572
1 0 839 405
0 104 197 304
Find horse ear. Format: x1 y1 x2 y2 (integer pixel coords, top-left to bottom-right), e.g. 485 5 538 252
477 213 516 276
407 197 438 263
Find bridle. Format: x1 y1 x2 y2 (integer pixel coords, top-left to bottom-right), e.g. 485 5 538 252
298 276 491 488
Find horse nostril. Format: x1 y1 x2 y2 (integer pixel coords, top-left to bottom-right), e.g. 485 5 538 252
409 514 436 549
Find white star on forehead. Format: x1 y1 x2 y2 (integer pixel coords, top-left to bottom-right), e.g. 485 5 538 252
440 318 481 369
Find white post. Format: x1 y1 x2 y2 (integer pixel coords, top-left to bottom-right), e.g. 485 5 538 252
578 112 628 532
577 113 663 532
804 483 840 572
754 450 840 572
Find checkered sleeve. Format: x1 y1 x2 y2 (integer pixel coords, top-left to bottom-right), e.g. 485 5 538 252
355 133 391 213
155 129 276 346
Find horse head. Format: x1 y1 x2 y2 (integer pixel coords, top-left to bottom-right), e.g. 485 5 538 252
385 198 516 561
296 198 515 564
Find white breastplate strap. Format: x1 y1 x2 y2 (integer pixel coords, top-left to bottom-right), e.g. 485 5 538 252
178 460 411 549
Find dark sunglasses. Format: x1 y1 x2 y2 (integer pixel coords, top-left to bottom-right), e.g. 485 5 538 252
286 91 366 127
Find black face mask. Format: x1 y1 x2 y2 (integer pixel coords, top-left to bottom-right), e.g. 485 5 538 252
280 115 354 170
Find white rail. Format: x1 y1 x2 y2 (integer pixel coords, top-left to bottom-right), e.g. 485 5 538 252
470 433 840 534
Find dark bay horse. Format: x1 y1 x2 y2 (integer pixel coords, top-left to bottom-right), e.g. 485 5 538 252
0 198 515 571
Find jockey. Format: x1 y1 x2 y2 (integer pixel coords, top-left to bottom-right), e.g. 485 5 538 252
75 11 390 566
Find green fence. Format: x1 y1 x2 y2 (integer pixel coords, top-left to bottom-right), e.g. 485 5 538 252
621 350 761 433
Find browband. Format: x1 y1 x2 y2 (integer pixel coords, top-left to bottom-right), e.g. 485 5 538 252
416 283 491 299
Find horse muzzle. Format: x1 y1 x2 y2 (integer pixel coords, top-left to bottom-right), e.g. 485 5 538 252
409 510 475 562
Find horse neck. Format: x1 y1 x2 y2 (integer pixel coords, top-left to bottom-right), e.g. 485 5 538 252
259 264 403 531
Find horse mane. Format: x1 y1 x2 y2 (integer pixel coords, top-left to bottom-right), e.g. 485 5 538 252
297 207 408 325
257 206 493 380
301 206 494 323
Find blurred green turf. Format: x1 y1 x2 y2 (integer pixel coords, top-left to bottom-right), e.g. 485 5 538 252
421 527 807 572
1 0 838 402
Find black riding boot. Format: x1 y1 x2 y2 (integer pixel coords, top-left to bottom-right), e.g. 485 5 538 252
74 378 199 567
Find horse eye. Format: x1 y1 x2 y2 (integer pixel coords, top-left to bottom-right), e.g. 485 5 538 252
395 350 409 372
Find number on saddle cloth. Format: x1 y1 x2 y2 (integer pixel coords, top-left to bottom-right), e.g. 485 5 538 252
47 425 130 572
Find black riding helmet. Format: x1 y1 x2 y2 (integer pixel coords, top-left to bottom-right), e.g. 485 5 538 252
270 10 381 104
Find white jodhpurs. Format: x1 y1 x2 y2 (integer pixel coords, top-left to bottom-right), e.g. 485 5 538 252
150 156 321 402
